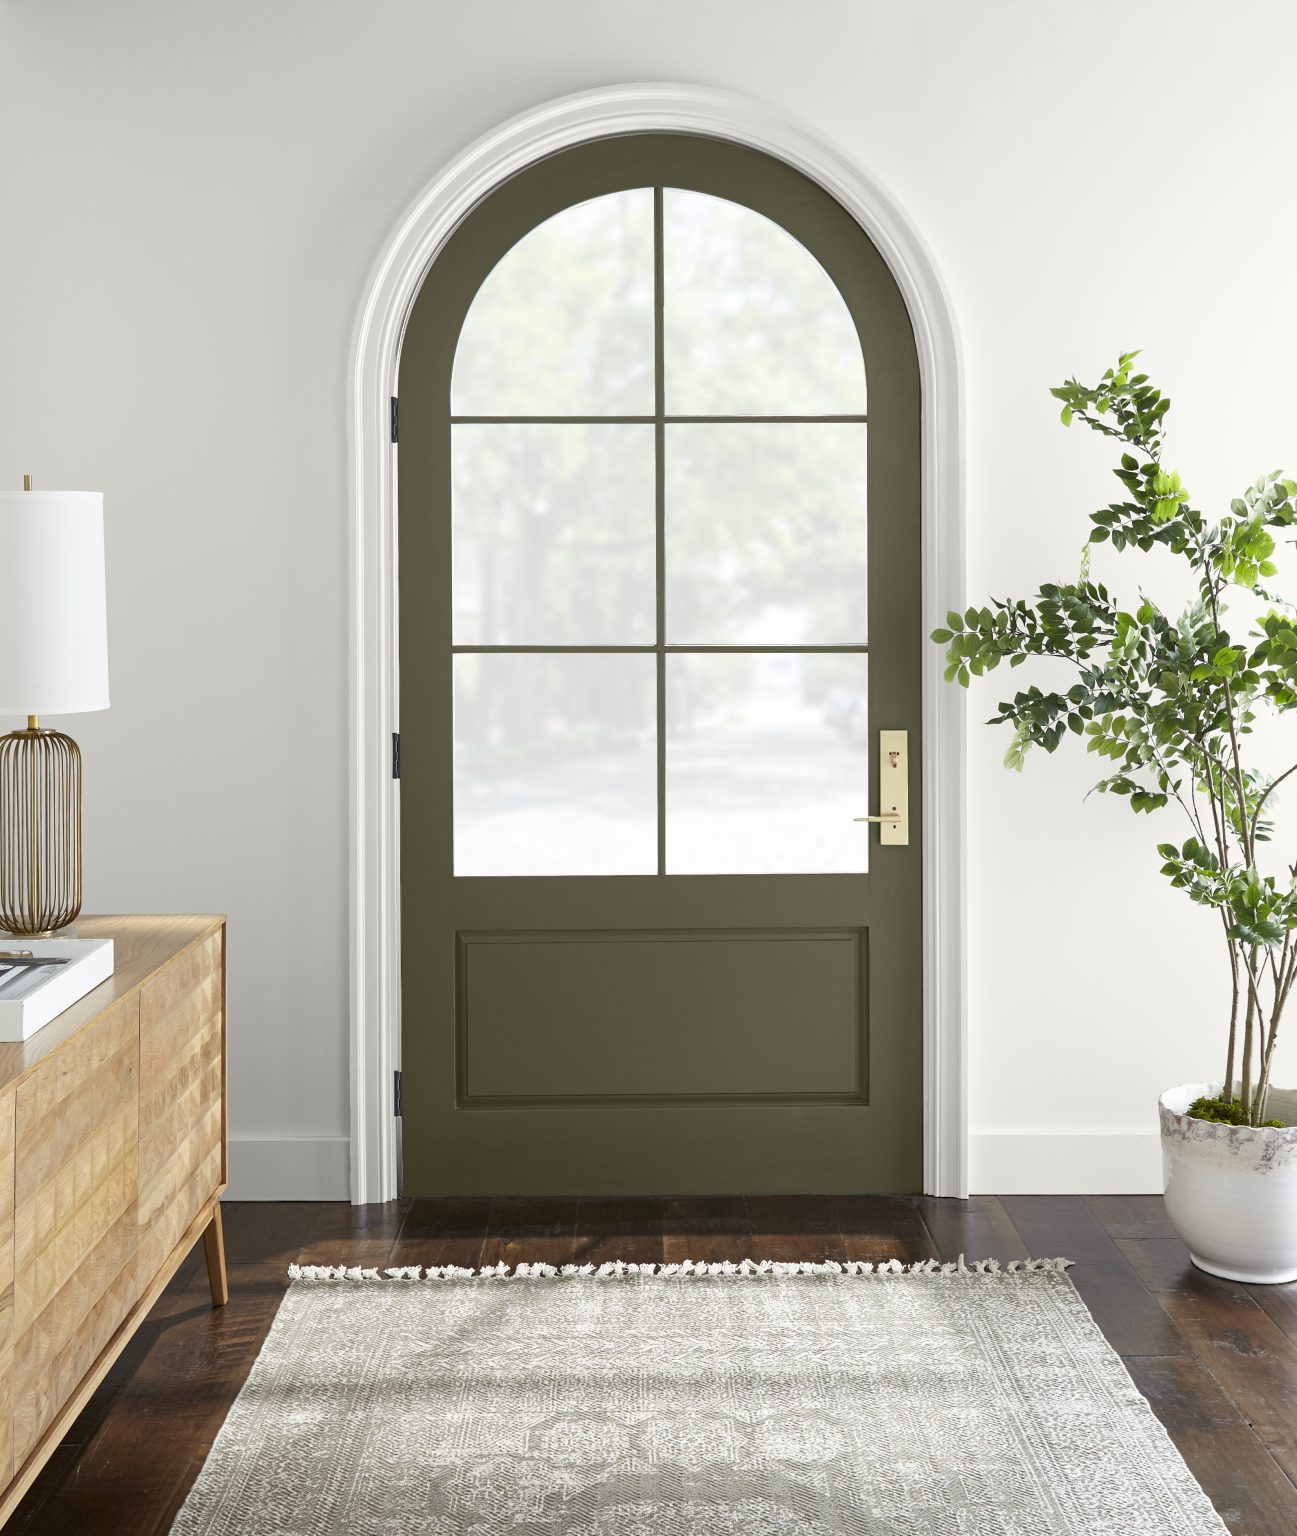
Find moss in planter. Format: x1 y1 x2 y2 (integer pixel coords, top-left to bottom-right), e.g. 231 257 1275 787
1187 1094 1283 1129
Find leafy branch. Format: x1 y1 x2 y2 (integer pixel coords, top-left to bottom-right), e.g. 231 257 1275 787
933 352 1297 1125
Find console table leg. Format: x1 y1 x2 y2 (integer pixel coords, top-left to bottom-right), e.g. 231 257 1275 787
203 1203 229 1308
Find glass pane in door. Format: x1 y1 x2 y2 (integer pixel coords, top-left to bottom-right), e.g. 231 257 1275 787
453 424 656 644
665 652 870 874
452 189 655 416
663 189 868 417
454 652 657 876
665 422 868 643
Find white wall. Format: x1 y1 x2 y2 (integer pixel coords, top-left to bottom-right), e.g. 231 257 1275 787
2 0 1294 1197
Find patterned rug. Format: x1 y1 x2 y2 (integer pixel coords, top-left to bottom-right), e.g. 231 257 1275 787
170 1257 1227 1535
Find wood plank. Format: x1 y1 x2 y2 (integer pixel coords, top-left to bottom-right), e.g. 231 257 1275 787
1000 1194 1125 1261
1120 1236 1297 1481
915 1195 1028 1263
1117 1224 1297 1346
293 1201 406 1272
572 1197 665 1267
1253 1284 1297 1346
746 1195 847 1264
1119 1235 1215 1296
661 1195 752 1263
3 1444 81 1535
387 1198 488 1271
1126 1354 1297 1533
479 1196 578 1269
1163 1298 1297 1486
832 1195 936 1263
1085 1194 1180 1241
1065 1259 1190 1358
1155 1297 1297 1477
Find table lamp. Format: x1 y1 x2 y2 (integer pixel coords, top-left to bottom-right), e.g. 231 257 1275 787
0 477 109 935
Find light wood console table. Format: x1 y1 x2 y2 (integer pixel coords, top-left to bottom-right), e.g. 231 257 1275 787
0 915 227 1525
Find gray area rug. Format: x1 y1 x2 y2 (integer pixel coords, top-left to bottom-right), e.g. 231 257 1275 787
170 1257 1228 1535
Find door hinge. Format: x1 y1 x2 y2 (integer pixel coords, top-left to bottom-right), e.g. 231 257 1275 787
393 1069 403 1118
392 731 401 780
390 396 399 443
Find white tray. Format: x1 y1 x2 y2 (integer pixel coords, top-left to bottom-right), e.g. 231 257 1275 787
0 938 115 1041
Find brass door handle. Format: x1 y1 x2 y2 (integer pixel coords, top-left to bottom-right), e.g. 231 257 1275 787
853 730 909 845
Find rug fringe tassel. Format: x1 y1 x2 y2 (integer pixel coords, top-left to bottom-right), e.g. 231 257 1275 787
286 1255 1073 1282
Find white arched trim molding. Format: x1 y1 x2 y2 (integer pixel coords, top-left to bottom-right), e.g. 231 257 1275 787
347 83 967 1204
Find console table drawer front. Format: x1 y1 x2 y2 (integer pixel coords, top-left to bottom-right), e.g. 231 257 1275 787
138 931 223 1282
0 1088 14 1491
11 994 139 1465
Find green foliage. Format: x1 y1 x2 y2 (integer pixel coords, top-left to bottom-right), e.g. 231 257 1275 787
1186 1094 1282 1129
934 352 1297 1126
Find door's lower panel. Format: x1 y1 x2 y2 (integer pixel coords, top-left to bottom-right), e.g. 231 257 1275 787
456 928 867 1106
399 913 920 1198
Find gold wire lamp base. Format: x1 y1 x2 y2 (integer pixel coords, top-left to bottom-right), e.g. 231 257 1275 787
0 716 83 936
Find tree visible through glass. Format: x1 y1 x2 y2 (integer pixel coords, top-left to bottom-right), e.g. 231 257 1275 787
450 186 872 876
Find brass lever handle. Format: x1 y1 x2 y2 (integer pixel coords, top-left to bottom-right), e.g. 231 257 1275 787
855 729 909 845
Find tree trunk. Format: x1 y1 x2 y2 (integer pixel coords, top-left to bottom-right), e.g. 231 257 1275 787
1224 941 1240 1103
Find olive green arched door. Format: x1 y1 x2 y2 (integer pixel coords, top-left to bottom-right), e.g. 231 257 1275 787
398 134 922 1195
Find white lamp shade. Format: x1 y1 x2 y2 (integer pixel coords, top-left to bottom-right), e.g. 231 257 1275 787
0 491 110 716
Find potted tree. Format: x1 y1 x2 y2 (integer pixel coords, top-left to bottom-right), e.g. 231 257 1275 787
936 354 1297 1282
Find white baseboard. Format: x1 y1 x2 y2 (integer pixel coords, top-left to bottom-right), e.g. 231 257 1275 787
227 1131 1161 1200
227 1136 351 1201
969 1132 1162 1195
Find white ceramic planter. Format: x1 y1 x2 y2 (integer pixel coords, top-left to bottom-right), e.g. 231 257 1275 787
1160 1082 1297 1284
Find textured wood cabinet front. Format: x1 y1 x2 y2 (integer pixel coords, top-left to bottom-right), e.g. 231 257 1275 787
138 929 224 1284
11 994 140 1465
0 917 227 1527
0 1086 14 1490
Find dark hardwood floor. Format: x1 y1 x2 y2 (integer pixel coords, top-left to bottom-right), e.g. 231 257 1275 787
10 1195 1297 1534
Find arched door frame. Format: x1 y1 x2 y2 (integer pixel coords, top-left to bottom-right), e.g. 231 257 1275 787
347 83 967 1204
